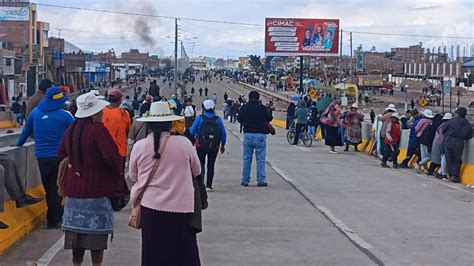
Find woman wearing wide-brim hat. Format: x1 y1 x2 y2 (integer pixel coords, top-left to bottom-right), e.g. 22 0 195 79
58 92 129 266
129 101 204 266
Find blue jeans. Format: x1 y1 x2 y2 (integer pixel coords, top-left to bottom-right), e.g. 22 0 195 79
242 133 267 184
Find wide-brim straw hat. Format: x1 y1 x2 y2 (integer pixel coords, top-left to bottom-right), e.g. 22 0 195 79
137 101 183 122
422 109 434 118
75 92 109 118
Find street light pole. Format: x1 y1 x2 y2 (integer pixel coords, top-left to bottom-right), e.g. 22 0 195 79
174 18 178 97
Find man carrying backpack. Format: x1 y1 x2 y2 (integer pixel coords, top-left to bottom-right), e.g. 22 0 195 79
190 99 227 192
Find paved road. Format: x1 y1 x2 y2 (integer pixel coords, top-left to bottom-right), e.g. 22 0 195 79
1 73 473 265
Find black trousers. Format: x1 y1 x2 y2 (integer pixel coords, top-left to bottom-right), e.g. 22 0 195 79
445 139 465 179
197 148 219 188
37 157 63 226
293 123 306 145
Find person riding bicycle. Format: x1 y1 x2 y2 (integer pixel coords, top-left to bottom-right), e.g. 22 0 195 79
291 101 309 145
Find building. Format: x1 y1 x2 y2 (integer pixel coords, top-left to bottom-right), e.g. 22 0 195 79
391 44 424 63
190 57 207 70
0 0 49 96
238 56 250 69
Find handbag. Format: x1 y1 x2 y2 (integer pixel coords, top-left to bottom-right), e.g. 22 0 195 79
111 180 131 212
128 136 170 229
56 157 70 197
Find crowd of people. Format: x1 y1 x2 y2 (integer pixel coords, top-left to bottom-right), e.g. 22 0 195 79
4 71 277 265
285 94 473 183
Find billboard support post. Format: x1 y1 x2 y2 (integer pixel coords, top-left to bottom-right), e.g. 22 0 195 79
299 56 303 95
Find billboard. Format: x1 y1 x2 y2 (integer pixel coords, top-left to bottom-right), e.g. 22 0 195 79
0 6 29 21
265 18 339 57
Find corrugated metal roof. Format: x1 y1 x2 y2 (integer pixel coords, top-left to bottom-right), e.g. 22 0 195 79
462 60 474 67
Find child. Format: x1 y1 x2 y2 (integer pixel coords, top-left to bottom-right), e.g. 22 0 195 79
382 113 401 168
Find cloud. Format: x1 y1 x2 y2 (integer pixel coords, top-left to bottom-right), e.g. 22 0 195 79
408 5 441 10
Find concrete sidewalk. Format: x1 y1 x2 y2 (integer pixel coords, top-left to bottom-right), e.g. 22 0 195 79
0 120 373 265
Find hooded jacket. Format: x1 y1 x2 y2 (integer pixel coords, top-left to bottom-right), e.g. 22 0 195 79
443 117 473 142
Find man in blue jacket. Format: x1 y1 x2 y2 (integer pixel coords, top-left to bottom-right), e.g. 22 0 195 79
17 87 74 229
190 99 226 192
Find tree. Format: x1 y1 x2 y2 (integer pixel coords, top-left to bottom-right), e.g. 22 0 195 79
249 55 262 70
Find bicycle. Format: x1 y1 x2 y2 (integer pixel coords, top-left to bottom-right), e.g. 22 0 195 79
286 121 312 147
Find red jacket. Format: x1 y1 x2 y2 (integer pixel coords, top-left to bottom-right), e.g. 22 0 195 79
385 122 401 145
58 119 128 198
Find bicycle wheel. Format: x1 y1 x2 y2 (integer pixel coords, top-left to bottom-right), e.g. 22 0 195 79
301 132 313 147
287 130 295 145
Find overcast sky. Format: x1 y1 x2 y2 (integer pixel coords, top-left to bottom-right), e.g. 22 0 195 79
33 0 473 58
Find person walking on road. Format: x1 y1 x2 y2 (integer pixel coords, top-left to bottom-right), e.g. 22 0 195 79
292 101 309 145
148 80 160 100
190 100 226 192
320 101 343 154
204 87 209 97
25 79 53 119
344 103 364 152
199 87 203 97
442 107 472 183
308 102 319 140
182 98 197 129
58 92 128 266
286 102 296 130
237 91 273 186
103 89 131 172
17 87 74 229
129 102 204 266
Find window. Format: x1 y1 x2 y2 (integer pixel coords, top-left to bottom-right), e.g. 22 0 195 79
6 58 12 66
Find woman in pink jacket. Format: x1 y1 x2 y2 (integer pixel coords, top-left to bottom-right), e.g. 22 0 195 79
129 102 203 266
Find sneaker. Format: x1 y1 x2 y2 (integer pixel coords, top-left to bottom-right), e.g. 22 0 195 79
240 182 249 187
426 172 434 176
329 150 338 154
381 162 389 168
206 187 214 192
16 195 43 208
257 182 268 187
392 163 399 169
435 173 446 179
399 164 408 169
415 164 423 174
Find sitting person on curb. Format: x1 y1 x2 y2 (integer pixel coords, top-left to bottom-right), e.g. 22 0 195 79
0 154 43 229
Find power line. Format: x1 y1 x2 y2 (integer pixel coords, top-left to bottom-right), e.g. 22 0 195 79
346 30 474 40
40 4 473 40
37 3 262 27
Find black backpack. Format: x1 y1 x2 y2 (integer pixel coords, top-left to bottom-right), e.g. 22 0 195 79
198 115 221 152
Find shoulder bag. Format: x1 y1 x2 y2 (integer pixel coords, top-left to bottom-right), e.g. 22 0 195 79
128 136 170 229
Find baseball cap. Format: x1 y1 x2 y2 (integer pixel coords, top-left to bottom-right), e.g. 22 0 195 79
203 99 215 110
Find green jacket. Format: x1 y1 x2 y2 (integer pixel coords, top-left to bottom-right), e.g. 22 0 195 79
293 107 309 124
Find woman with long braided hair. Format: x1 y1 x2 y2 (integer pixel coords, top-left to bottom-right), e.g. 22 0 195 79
129 101 205 266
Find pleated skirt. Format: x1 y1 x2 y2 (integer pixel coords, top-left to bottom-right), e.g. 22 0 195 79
140 206 200 266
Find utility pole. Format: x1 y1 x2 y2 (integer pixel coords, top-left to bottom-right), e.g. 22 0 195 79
339 29 343 83
174 18 178 97
349 31 353 76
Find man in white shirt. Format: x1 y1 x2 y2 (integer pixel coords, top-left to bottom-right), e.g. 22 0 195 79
182 98 197 129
